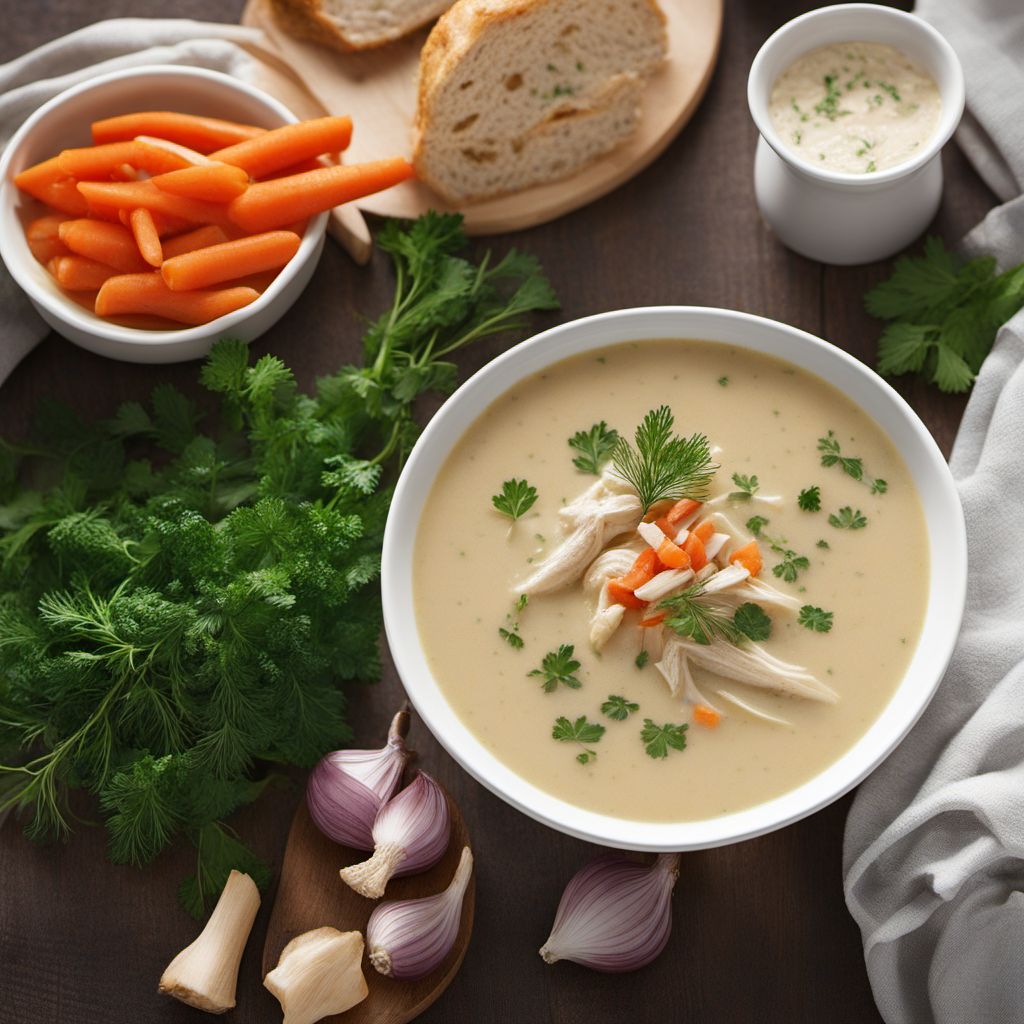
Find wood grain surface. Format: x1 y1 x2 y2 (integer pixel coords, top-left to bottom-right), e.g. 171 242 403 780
0 2 994 1023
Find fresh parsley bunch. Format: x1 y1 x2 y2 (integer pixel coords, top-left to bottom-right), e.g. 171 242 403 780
0 213 557 916
868 237 1024 393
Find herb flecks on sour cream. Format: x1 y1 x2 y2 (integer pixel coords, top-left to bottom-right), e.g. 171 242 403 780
769 42 942 174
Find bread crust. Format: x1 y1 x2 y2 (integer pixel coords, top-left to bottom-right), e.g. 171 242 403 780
269 0 451 53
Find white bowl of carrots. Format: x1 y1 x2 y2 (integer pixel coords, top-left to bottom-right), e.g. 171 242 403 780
0 65 413 363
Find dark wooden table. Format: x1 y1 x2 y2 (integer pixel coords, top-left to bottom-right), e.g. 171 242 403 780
0 2 994 1022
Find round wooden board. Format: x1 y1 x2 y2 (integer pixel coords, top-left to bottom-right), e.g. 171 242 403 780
242 0 723 234
262 788 474 1024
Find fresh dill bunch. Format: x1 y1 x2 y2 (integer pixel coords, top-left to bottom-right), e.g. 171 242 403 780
659 584 744 646
612 406 717 513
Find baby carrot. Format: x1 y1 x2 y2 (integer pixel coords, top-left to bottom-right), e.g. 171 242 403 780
656 537 691 570
14 157 89 216
729 541 763 578
227 157 414 233
693 704 721 728
48 255 118 291
57 141 189 180
160 230 300 292
26 214 70 263
91 112 265 151
95 273 259 324
160 225 229 260
58 219 148 273
130 209 163 268
117 208 190 237
150 163 249 203
76 180 231 227
210 116 352 179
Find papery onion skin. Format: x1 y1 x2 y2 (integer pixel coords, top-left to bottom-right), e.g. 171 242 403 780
367 846 473 980
539 853 680 972
306 709 412 850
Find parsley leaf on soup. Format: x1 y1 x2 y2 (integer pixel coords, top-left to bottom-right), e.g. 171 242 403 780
568 421 619 475
492 478 538 520
641 719 689 759
552 715 605 764
733 603 772 641
529 644 582 692
601 695 640 721
728 472 759 500
799 605 834 633
829 506 868 530
797 485 821 512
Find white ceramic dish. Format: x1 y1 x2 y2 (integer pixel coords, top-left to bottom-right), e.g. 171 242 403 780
0 65 328 364
382 306 966 851
748 4 964 265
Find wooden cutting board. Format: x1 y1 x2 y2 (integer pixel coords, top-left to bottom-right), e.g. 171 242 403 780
241 0 723 234
262 789 474 1024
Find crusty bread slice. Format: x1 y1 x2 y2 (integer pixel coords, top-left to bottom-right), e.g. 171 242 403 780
269 0 453 52
414 0 667 203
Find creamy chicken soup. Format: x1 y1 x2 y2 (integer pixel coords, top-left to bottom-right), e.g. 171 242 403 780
768 41 942 174
414 340 929 822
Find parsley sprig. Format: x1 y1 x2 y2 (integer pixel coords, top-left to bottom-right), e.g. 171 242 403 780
818 431 887 494
568 421 619 475
728 472 759 501
601 695 640 721
529 644 582 692
745 516 810 583
492 478 538 520
641 719 688 759
612 407 717 514
659 586 772 645
552 715 605 764
829 506 868 530
498 593 528 649
799 605 834 633
798 485 821 512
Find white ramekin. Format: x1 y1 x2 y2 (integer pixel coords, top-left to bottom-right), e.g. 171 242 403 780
0 65 328 364
381 306 966 852
748 4 964 265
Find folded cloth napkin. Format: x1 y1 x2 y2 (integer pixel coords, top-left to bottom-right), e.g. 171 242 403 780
0 18 264 384
844 3 1024 1022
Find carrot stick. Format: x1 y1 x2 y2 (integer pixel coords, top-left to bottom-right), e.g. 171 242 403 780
617 548 662 591
14 156 66 197
656 537 691 570
693 704 721 728
690 519 715 544
13 158 90 216
160 224 229 260
729 541 763 578
26 214 70 263
130 209 163 268
161 230 300 292
210 116 352 179
57 141 189 180
95 273 259 324
639 611 667 628
606 580 647 610
76 180 231 227
91 112 265 151
666 499 702 526
85 202 125 224
58 219 148 273
227 157 414 233
682 533 707 572
48 255 119 291
117 208 190 237
150 163 249 203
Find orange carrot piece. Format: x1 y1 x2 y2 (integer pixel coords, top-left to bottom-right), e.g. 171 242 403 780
14 156 66 196
729 541 763 578
639 611 667 628
606 580 647 610
95 273 259 325
161 230 300 292
228 157 414 233
691 519 715 544
617 548 662 591
58 219 148 273
76 180 231 227
48 255 119 291
210 116 352 179
91 112 265 151
150 163 249 203
693 704 721 728
656 537 691 570
666 498 702 527
26 214 70 263
683 533 707 572
160 224 229 260
13 157 90 216
57 141 189 180
117 208 190 237
130 209 163 268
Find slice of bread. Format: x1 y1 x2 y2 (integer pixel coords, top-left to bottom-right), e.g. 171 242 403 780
269 0 454 52
414 0 667 203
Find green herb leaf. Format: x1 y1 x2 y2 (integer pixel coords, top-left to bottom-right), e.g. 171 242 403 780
660 584 744 646
733 603 772 641
798 605 834 633
743 517 809 583
529 644 582 692
797 485 821 512
641 718 688 759
816 539 831 550
553 715 605 763
612 407 717 514
817 431 886 494
746 515 770 537
492 478 538 520
828 506 868 530
634 650 649 669
568 421 619 475
718 376 729 387
729 472 759 501
601 694 640 721
499 627 523 649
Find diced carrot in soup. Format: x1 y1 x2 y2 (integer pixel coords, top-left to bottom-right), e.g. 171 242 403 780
693 704 721 728
729 541 763 577
606 581 647 610
683 533 707 571
617 548 662 590
691 519 715 544
639 610 666 628
665 498 702 526
656 537 691 570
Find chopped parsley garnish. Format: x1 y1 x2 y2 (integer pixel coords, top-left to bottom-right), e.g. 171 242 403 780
612 406 716 514
552 715 605 764
529 643 581 692
728 472 759 501
745 516 809 583
877 81 901 102
601 695 640 721
817 431 887 493
733 602 772 642
641 719 688 759
797 485 821 512
866 160 877 173
492 478 538 520
568 421 619 475
635 650 649 669
816 539 831 550
718 375 729 386
815 73 849 121
799 605 834 633
498 594 528 649
746 514 770 536
829 506 868 530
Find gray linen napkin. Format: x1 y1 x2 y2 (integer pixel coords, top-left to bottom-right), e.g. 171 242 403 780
844 3 1024 1022
0 19 263 384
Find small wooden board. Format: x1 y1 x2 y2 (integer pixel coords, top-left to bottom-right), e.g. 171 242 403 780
262 789 474 1024
242 0 723 234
